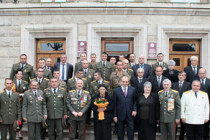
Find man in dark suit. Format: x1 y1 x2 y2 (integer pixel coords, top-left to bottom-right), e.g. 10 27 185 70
149 66 167 93
198 68 210 140
131 68 148 95
45 58 54 73
133 55 152 79
54 54 73 83
113 75 137 140
172 71 191 140
184 56 201 84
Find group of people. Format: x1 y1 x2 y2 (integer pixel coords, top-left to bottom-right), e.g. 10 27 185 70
0 52 209 140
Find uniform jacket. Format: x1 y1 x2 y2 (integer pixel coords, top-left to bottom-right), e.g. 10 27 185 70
89 80 110 97
110 71 129 89
133 63 152 79
113 86 137 121
95 61 115 81
123 68 134 79
66 90 91 121
10 62 34 83
34 69 52 80
22 89 47 123
31 78 49 91
158 89 181 123
181 90 209 124
82 68 95 85
67 77 88 91
13 79 28 94
0 91 21 124
152 62 168 76
44 87 67 119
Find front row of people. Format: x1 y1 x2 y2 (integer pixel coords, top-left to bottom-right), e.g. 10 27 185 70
0 75 209 140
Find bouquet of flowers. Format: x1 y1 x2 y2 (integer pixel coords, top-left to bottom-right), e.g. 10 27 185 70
94 98 109 120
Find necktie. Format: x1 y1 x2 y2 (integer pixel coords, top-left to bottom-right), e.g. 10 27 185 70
34 91 37 97
139 78 142 84
159 62 162 67
201 79 204 88
21 64 24 69
18 80 21 89
62 64 65 80
165 91 168 97
38 79 41 85
98 81 101 85
8 92 11 98
78 91 80 98
103 61 105 67
193 67 196 75
179 82 182 91
158 76 161 87
195 92 197 98
84 70 87 74
54 89 56 94
123 87 127 97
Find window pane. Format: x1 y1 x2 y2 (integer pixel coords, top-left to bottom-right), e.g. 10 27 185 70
41 0 52 2
55 0 66 2
173 58 180 66
172 43 196 52
171 0 200 2
105 0 133 1
41 43 63 51
105 43 129 52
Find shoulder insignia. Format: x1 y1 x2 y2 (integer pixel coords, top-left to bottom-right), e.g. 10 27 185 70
158 90 164 94
15 62 19 65
83 90 90 94
69 90 76 93
128 68 133 71
23 80 28 84
183 90 191 94
171 89 178 93
82 78 87 80
0 92 4 94
104 80 109 83
68 78 73 81
44 78 49 81
46 69 50 71
30 78 36 81
59 87 65 90
91 80 96 83
45 87 50 90
200 91 208 95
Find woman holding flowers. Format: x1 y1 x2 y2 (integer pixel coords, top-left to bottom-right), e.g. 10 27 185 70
91 84 113 140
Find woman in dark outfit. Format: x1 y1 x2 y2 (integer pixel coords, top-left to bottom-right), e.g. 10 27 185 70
91 84 113 140
137 81 160 140
163 60 179 83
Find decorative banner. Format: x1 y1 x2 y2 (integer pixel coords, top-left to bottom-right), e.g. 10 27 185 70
148 42 157 59
77 41 87 57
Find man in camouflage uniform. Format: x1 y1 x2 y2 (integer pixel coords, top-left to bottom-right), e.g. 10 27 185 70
0 78 21 140
82 60 95 86
89 71 110 97
75 52 88 72
31 67 49 91
158 79 181 140
122 59 134 79
10 54 34 84
95 52 115 81
89 53 97 70
67 69 88 91
44 78 67 140
66 79 91 140
22 80 47 140
152 53 168 76
110 61 129 94
53 70 67 89
34 58 52 80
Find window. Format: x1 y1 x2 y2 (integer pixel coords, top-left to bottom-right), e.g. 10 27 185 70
171 0 200 2
40 0 66 2
105 0 133 1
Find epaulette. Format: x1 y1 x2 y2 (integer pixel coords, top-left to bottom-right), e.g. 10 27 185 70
158 90 164 94
128 68 133 71
44 78 49 81
68 78 73 81
46 69 51 71
23 80 28 84
82 78 87 80
45 87 50 90
83 90 90 94
104 80 109 83
0 92 4 94
183 90 191 94
59 87 65 90
91 80 96 83
15 63 19 65
25 89 30 92
200 91 208 95
38 89 43 93
69 90 76 93
30 78 36 81
171 89 178 93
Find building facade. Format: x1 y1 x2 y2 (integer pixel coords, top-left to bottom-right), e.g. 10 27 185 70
0 0 210 90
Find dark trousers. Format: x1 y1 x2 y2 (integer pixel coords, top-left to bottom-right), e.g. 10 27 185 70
1 124 16 140
204 121 209 140
28 122 42 140
179 119 186 140
95 120 112 140
48 119 63 140
117 115 134 140
138 119 156 140
69 119 86 140
186 123 204 140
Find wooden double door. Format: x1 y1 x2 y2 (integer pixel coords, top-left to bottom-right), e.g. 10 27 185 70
169 39 200 71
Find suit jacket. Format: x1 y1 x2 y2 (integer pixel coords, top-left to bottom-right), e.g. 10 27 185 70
133 63 152 79
91 93 113 123
113 86 137 121
0 91 21 124
66 90 91 121
149 75 167 93
198 78 210 99
137 93 160 125
152 62 168 76
22 89 47 123
130 77 148 95
172 81 191 98
54 62 73 80
10 62 34 83
163 69 179 83
184 65 201 83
